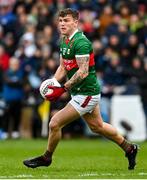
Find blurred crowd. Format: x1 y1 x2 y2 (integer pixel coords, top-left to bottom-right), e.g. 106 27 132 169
0 0 147 139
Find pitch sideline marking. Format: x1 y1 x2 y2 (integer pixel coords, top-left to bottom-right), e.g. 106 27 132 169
0 174 33 178
79 172 147 177
1 172 147 179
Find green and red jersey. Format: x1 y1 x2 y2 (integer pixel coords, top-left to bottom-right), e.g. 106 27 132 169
60 30 101 95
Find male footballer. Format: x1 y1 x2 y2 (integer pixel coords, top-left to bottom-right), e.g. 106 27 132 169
23 8 138 170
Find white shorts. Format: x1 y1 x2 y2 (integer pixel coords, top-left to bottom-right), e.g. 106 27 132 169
69 94 101 116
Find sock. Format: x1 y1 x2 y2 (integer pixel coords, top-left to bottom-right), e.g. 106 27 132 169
43 150 53 161
119 139 133 153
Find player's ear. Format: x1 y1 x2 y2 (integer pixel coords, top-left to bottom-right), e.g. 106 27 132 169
74 19 78 27
75 19 78 24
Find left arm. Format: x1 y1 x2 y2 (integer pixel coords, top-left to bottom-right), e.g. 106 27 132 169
64 55 89 90
54 56 67 83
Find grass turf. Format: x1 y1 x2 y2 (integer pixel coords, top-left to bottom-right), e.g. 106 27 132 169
0 138 147 179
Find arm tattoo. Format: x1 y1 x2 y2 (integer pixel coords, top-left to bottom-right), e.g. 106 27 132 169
65 56 89 89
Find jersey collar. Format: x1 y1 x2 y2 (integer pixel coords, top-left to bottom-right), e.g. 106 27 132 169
69 29 79 40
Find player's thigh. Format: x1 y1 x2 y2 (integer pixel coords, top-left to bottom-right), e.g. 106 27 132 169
82 104 103 129
50 103 81 128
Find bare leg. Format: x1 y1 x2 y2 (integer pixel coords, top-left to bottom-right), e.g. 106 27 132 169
23 103 80 168
82 104 139 170
47 103 80 153
82 104 124 145
23 103 138 170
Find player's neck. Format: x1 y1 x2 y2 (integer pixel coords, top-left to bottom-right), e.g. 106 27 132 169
67 28 78 40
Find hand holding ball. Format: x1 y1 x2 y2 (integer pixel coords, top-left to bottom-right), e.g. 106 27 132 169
39 78 61 99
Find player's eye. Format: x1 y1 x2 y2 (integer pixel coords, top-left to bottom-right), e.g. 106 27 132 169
64 18 71 22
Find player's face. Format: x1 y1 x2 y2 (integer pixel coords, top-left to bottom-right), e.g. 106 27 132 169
58 15 78 37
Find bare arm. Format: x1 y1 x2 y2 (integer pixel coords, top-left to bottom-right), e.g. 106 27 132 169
54 57 67 83
64 55 89 90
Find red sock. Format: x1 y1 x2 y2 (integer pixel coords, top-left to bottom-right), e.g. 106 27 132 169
119 139 133 153
43 150 53 161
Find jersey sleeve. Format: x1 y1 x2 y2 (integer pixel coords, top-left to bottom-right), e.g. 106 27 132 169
74 39 91 58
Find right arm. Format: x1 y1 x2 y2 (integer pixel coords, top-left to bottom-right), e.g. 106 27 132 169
54 56 67 83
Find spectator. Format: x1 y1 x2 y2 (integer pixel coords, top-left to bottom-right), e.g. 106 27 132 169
3 57 24 139
105 13 121 37
123 57 143 95
0 44 10 71
0 25 4 44
0 0 16 33
103 53 125 94
107 34 121 52
119 4 131 25
3 32 16 56
98 5 113 35
126 34 139 60
129 14 144 34
93 39 108 71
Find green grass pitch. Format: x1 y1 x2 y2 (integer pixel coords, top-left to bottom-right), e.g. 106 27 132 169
0 138 147 179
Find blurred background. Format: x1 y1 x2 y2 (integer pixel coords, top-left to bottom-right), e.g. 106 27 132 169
0 0 146 141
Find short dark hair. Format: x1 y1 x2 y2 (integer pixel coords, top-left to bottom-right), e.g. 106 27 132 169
58 8 79 20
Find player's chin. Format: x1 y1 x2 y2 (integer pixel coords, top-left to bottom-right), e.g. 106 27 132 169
61 32 67 36
60 29 67 35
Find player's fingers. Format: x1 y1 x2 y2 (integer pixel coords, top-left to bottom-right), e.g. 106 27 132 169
47 86 54 89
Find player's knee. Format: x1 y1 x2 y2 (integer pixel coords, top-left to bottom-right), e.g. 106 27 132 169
49 118 60 131
90 121 103 133
90 125 98 133
97 119 103 129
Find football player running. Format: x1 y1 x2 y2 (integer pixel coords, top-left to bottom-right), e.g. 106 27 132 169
23 8 138 170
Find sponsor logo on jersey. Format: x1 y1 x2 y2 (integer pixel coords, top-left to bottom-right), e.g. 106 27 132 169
62 48 71 55
67 49 70 54
63 48 67 55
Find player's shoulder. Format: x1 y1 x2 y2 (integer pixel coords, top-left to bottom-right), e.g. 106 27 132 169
73 31 91 45
74 31 89 41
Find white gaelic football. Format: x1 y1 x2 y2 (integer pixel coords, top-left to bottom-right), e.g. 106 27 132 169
39 78 61 99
